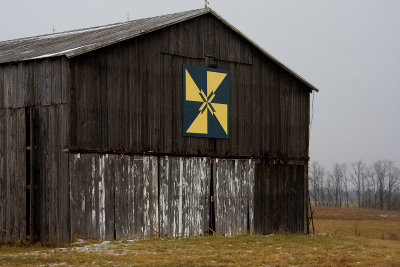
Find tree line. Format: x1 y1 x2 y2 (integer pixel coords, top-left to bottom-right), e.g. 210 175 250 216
309 160 400 210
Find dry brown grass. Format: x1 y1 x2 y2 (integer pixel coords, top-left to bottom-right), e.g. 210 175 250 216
1 207 399 266
313 206 400 221
313 206 400 240
1 234 400 266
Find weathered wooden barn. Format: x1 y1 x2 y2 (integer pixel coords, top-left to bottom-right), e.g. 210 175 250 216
0 8 318 243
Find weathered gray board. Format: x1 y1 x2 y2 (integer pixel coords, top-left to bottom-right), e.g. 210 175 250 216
159 156 210 237
69 154 255 240
0 59 70 109
1 142 304 243
213 159 255 236
0 108 26 241
0 104 70 243
69 154 159 240
35 104 70 242
70 154 211 239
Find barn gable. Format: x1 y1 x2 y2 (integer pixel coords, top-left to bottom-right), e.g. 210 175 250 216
69 12 312 159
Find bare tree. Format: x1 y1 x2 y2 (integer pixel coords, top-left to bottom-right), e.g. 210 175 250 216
330 163 346 207
387 165 400 210
350 160 367 208
377 161 386 210
324 173 334 206
318 165 326 206
365 160 400 210
309 161 325 206
366 166 378 208
308 159 400 211
342 164 349 207
390 174 400 210
309 161 318 205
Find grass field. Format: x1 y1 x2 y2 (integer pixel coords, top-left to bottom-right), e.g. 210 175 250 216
1 206 399 266
313 205 400 241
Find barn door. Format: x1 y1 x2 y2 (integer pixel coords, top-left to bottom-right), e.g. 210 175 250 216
213 159 255 236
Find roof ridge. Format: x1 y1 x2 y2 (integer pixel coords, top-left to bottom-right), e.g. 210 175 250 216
0 8 207 44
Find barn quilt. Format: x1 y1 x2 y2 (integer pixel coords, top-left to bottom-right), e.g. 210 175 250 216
182 64 230 139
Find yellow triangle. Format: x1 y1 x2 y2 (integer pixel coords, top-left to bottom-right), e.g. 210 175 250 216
186 70 203 102
207 71 227 96
186 110 208 134
211 103 228 134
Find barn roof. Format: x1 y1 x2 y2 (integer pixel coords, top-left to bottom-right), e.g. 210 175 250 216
0 8 318 91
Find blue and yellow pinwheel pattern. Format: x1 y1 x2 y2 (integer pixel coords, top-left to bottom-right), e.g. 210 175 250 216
182 64 230 139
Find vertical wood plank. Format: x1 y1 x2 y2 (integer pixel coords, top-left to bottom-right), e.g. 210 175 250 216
214 159 254 236
159 156 210 237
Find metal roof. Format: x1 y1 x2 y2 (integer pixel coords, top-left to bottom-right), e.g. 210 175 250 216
0 8 318 91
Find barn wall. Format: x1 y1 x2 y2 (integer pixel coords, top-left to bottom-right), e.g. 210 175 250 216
67 154 258 240
70 154 211 240
254 161 307 234
34 104 70 242
0 108 26 241
69 14 310 159
159 156 210 237
213 159 255 236
0 105 70 243
0 58 69 109
66 14 310 237
0 58 70 242
69 154 159 240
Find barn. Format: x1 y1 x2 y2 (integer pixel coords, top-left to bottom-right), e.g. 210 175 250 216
0 8 318 243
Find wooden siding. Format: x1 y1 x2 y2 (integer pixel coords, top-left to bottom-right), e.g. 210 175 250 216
69 154 159 240
254 161 307 234
35 104 70 242
0 104 70 243
69 14 310 159
0 55 70 242
69 154 211 240
67 154 268 241
213 159 255 236
0 58 69 109
0 108 26 241
159 156 210 237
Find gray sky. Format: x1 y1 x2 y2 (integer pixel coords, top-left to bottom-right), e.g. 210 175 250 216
1 0 399 169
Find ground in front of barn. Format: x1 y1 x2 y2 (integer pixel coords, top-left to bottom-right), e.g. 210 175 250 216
1 207 400 266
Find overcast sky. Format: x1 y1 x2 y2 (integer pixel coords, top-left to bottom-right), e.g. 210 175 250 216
1 0 399 169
